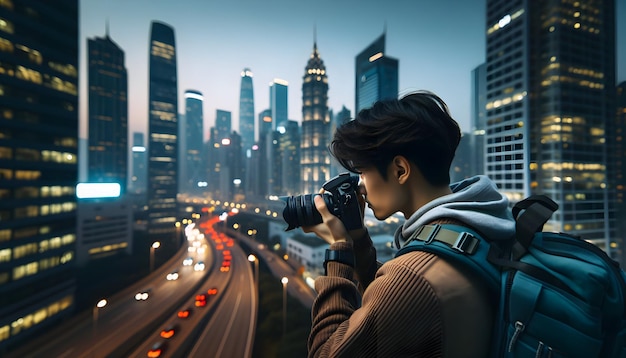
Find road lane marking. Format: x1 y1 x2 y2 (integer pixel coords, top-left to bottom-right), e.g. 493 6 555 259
215 291 242 357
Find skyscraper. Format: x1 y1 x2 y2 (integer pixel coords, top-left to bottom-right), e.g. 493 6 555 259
280 120 301 195
239 68 255 151
355 32 398 113
0 0 79 351
215 109 231 142
270 79 288 130
254 109 273 198
615 81 626 263
147 21 178 244
301 41 330 194
469 63 487 177
258 108 273 139
87 32 128 192
484 0 616 254
330 106 351 177
184 90 204 194
130 132 147 195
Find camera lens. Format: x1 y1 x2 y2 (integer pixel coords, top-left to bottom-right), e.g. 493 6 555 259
279 194 324 231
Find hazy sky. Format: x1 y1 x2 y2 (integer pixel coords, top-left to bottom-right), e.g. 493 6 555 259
79 0 626 141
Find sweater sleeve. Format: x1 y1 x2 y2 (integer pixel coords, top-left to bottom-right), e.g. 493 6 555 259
307 250 444 358
351 231 379 293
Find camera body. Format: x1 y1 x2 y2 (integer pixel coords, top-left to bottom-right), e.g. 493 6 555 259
280 172 363 231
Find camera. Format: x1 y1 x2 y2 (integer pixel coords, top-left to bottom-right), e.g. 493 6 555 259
279 172 363 231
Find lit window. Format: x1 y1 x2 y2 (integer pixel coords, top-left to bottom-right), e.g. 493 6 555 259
0 17 14 34
0 248 10 262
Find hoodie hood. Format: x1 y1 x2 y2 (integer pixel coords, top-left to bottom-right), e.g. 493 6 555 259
394 175 515 249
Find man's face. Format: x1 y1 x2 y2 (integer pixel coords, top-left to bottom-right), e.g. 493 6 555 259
359 164 400 220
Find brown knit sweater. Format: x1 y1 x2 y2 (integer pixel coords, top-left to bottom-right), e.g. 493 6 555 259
308 226 495 357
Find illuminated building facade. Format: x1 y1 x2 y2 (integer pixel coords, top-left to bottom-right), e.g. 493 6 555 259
270 79 288 130
239 68 255 151
215 109 231 142
614 81 626 262
484 0 616 254
184 90 204 193
279 120 301 195
354 32 398 113
329 106 351 178
301 41 330 194
130 132 147 195
87 33 128 192
469 63 487 178
147 21 178 244
258 108 272 139
253 109 273 198
75 183 131 266
0 0 78 350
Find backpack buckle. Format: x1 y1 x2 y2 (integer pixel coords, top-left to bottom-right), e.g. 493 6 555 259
425 224 441 244
451 231 479 254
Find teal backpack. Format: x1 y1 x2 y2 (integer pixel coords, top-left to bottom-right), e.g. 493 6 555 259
395 195 626 357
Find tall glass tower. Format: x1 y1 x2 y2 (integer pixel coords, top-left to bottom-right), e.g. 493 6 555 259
87 33 128 192
184 90 203 194
330 106 352 178
355 32 398 113
147 21 178 244
301 41 330 194
270 79 288 130
0 0 79 351
215 109 231 141
280 120 301 195
130 132 147 195
239 68 255 151
484 0 616 254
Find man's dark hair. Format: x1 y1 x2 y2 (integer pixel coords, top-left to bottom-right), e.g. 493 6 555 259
330 91 461 186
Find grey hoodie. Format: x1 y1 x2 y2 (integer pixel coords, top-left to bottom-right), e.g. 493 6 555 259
394 175 516 249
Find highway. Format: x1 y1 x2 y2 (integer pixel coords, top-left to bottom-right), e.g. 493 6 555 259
5 212 315 358
128 218 257 358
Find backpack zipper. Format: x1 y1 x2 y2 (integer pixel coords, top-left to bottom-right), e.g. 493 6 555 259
508 320 525 352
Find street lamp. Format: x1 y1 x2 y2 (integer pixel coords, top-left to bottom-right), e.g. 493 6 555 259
248 254 259 293
150 241 160 273
92 299 107 339
281 276 289 339
175 221 181 243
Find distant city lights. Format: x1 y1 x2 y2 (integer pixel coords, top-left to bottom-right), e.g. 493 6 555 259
76 183 121 199
184 92 204 101
369 52 383 62
132 146 146 152
498 14 511 28
271 78 288 86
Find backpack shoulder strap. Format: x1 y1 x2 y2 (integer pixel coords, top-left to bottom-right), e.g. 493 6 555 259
396 223 501 293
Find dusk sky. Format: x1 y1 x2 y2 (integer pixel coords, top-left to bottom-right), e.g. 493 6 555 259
79 0 626 141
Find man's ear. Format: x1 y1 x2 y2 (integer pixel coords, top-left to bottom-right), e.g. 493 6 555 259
393 156 410 184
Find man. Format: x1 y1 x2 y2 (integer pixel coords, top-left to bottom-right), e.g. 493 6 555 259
304 91 515 357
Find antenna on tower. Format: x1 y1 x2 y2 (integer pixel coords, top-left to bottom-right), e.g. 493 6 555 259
105 18 110 38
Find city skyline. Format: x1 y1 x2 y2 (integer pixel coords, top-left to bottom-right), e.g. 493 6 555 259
80 0 626 141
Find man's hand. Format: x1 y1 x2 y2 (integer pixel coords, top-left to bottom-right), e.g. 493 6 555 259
302 193 351 245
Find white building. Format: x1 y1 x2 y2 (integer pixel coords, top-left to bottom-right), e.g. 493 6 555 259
286 233 328 277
